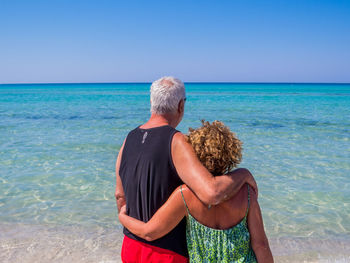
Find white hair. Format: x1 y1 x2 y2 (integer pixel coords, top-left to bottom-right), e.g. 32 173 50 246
150 76 186 115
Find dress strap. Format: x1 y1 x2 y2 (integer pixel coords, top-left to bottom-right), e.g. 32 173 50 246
180 185 189 213
245 185 250 218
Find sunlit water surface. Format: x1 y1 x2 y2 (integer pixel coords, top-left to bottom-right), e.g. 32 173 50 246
0 83 349 262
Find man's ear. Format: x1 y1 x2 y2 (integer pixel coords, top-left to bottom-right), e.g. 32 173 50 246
178 99 184 114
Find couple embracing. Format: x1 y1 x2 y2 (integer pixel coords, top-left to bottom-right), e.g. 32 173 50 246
115 77 273 263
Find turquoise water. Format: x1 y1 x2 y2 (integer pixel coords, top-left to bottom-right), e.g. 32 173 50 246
0 83 349 262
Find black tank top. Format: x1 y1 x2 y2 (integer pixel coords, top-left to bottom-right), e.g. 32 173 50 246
119 125 187 257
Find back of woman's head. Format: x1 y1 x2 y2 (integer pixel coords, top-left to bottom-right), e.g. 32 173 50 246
186 120 242 176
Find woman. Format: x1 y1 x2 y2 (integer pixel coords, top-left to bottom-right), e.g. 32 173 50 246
119 121 273 263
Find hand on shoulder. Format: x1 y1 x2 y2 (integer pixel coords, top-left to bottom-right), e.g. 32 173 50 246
228 168 258 198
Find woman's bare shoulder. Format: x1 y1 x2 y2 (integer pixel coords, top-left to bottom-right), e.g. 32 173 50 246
180 185 206 208
179 185 195 199
223 183 250 212
230 183 249 200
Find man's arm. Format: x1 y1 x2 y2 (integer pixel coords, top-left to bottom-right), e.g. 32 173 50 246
172 132 257 205
115 140 126 213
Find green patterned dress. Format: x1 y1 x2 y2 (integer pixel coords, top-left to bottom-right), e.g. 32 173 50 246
180 185 257 263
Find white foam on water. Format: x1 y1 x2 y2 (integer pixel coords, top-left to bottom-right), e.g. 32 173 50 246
0 223 124 263
269 237 350 262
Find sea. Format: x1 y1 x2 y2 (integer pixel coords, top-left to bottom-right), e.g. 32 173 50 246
0 83 349 262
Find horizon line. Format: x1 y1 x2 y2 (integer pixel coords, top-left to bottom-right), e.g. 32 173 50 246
1 81 350 85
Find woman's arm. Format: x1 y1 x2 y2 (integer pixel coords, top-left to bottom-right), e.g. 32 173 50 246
247 190 274 263
118 186 187 241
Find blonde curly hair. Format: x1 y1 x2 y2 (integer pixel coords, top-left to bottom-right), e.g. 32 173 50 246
186 120 242 176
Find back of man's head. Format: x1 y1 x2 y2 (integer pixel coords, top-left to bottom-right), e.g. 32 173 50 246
150 76 186 115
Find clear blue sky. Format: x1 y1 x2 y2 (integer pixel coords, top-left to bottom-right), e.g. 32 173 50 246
1 0 349 83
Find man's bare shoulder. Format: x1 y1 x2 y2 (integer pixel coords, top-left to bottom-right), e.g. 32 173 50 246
115 139 126 166
173 131 186 143
172 132 191 150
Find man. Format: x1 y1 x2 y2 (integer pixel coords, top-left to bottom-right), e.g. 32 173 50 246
115 76 257 262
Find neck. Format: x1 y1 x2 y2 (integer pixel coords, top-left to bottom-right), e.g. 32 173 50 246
141 113 178 129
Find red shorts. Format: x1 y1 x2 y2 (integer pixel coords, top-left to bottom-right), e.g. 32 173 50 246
121 235 188 263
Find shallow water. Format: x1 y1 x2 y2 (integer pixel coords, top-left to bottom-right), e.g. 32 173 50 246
0 83 349 262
